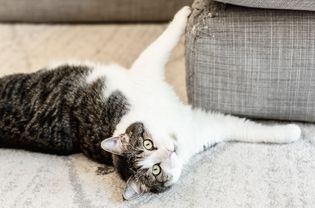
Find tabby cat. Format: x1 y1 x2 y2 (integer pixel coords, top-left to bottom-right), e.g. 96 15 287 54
0 7 301 200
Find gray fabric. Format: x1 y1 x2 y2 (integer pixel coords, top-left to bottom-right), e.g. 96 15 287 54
186 0 315 122
0 0 192 22
216 0 315 11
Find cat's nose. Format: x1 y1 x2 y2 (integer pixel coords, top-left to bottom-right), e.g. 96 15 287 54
167 143 176 153
165 149 175 158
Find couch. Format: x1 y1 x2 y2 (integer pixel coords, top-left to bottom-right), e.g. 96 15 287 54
186 0 315 122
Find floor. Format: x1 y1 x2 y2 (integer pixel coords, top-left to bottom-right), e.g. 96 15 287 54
1 23 315 208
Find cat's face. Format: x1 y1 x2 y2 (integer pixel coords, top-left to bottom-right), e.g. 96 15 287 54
101 122 183 200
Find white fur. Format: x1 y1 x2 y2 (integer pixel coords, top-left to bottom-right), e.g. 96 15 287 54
68 6 302 193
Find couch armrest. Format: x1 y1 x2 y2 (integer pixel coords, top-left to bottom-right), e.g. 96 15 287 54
186 0 315 122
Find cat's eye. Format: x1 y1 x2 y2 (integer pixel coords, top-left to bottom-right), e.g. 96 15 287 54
152 164 161 176
143 139 154 151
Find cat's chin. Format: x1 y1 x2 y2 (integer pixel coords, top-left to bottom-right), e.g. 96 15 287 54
164 172 181 187
165 158 183 187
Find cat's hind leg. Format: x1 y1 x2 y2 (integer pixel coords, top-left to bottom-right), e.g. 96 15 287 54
130 6 191 79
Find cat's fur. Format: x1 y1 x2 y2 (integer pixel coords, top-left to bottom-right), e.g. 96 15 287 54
0 7 301 200
0 65 128 163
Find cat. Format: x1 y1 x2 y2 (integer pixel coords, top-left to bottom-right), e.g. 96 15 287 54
0 6 301 201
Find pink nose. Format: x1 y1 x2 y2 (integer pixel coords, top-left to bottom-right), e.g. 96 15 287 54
166 149 174 158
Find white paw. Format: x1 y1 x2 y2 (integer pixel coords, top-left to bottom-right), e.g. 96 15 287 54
284 124 301 143
174 6 191 22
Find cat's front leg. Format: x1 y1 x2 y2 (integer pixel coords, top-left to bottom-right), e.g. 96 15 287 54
186 110 302 159
209 112 301 144
130 6 191 79
217 117 302 144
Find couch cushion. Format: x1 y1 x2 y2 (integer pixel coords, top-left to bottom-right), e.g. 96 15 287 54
186 1 315 122
0 0 192 22
216 0 315 11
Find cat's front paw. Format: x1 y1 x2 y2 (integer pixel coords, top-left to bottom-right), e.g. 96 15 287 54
284 124 301 143
175 6 192 19
174 6 191 26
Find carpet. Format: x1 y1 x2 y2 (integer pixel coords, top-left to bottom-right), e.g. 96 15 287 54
0 23 315 208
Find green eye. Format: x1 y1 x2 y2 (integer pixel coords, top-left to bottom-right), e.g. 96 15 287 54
152 164 161 176
143 139 154 150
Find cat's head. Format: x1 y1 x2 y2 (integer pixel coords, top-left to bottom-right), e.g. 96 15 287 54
101 122 183 200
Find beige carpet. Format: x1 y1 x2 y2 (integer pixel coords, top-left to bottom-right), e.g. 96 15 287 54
1 24 315 208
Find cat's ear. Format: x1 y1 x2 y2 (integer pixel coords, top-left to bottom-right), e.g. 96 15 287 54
123 176 144 200
101 136 125 155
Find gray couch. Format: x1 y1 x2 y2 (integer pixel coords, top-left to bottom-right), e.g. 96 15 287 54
186 0 315 122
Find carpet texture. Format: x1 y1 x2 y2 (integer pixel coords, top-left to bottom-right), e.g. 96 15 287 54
0 24 315 208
